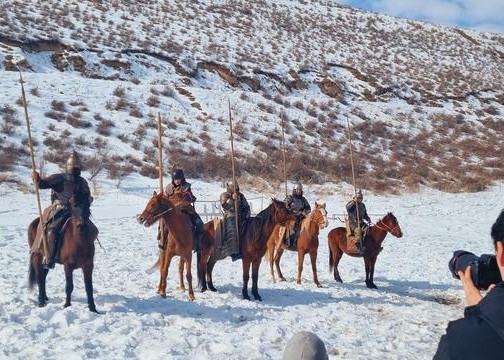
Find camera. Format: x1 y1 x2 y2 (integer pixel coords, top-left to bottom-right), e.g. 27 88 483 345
448 250 501 290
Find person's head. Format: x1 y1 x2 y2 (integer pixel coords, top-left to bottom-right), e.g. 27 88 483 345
283 331 328 360
353 189 363 203
65 151 82 176
226 180 239 194
491 209 504 280
293 182 303 196
171 168 185 186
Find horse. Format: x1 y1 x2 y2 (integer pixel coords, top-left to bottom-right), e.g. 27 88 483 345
195 198 293 300
138 191 197 300
328 212 403 289
28 197 99 313
266 202 329 287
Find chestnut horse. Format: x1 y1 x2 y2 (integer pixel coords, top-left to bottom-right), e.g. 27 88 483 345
138 191 196 300
328 212 403 289
196 199 293 300
28 198 99 312
266 202 329 287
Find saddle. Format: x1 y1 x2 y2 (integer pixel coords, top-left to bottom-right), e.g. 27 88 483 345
213 217 239 261
345 220 368 255
277 218 298 250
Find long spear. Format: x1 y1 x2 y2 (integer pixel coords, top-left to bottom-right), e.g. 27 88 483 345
346 119 362 241
157 112 165 249
228 99 240 250
19 69 49 259
280 113 288 200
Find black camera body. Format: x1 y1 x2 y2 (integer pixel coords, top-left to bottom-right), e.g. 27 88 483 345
449 250 500 290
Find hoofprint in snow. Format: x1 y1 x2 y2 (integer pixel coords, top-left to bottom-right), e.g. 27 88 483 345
1 179 503 360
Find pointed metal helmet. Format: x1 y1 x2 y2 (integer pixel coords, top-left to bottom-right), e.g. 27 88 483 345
65 151 82 174
293 182 303 192
355 189 363 199
226 179 239 193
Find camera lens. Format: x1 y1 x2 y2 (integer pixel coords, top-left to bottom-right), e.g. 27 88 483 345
449 250 500 290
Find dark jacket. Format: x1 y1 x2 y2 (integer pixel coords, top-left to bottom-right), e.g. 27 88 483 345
220 191 250 219
346 200 370 229
165 181 196 204
36 173 92 207
285 194 311 217
433 282 504 360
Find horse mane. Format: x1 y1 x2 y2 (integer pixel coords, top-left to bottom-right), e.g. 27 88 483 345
245 202 276 244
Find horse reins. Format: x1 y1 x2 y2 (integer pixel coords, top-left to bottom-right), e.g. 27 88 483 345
373 221 400 233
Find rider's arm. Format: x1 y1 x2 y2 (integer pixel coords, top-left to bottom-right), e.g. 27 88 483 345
220 193 234 211
81 179 93 205
362 204 371 223
241 194 251 218
36 174 64 192
346 200 356 212
303 197 311 213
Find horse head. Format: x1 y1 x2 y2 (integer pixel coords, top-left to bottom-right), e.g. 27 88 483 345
312 201 329 229
378 212 403 238
271 198 294 225
68 196 89 228
138 191 172 227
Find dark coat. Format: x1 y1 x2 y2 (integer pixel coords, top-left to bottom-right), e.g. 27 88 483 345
346 200 370 229
165 181 196 204
220 191 250 220
433 282 504 360
285 194 311 216
37 173 92 207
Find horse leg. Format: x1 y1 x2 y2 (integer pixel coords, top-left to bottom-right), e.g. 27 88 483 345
309 250 322 288
178 257 186 291
157 250 166 294
241 258 251 300
33 255 48 307
368 255 378 289
364 256 376 289
185 254 195 301
197 251 208 292
275 248 286 282
268 243 276 283
63 265 74 308
332 247 344 283
296 251 305 285
83 263 99 313
159 252 174 298
251 258 262 301
206 256 217 292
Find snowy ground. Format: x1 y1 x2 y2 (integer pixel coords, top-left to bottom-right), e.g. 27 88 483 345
1 180 503 360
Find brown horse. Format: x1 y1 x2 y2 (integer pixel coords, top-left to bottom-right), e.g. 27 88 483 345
328 212 403 289
28 198 99 312
138 191 196 300
267 202 328 287
196 220 218 292
196 198 293 300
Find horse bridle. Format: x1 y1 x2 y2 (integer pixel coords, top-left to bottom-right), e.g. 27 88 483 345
142 205 173 223
374 221 400 233
308 208 327 227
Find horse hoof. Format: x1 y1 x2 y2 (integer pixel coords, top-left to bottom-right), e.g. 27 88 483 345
63 303 71 308
44 296 49 301
209 285 217 292
316 283 323 288
366 282 378 289
296 279 301 285
189 295 196 301
242 294 251 301
200 287 207 293
159 292 167 298
38 302 46 308
89 306 100 314
179 287 186 292
279 277 286 282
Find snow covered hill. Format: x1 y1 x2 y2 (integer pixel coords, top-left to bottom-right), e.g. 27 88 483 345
1 0 504 193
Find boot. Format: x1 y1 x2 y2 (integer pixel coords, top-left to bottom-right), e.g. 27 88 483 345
158 225 168 250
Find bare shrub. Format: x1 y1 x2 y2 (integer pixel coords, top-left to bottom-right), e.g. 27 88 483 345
51 100 66 112
147 95 160 107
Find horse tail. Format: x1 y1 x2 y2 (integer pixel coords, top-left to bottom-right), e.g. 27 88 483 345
196 251 203 289
28 259 36 291
328 233 334 273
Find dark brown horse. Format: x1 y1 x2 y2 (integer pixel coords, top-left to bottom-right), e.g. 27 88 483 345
138 191 196 300
266 202 328 287
28 198 99 312
328 212 403 289
196 198 293 300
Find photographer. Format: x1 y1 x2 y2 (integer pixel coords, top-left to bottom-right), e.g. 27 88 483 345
434 210 504 359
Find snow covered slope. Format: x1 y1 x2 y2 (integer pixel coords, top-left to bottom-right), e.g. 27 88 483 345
1 0 503 193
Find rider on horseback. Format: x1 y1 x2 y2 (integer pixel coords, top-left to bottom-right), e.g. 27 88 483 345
346 189 371 251
220 180 250 261
158 167 204 250
285 182 311 247
30 151 92 269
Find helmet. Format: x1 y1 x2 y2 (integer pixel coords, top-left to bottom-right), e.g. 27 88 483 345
293 182 303 195
65 151 82 174
354 189 363 200
171 168 185 182
226 180 239 193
